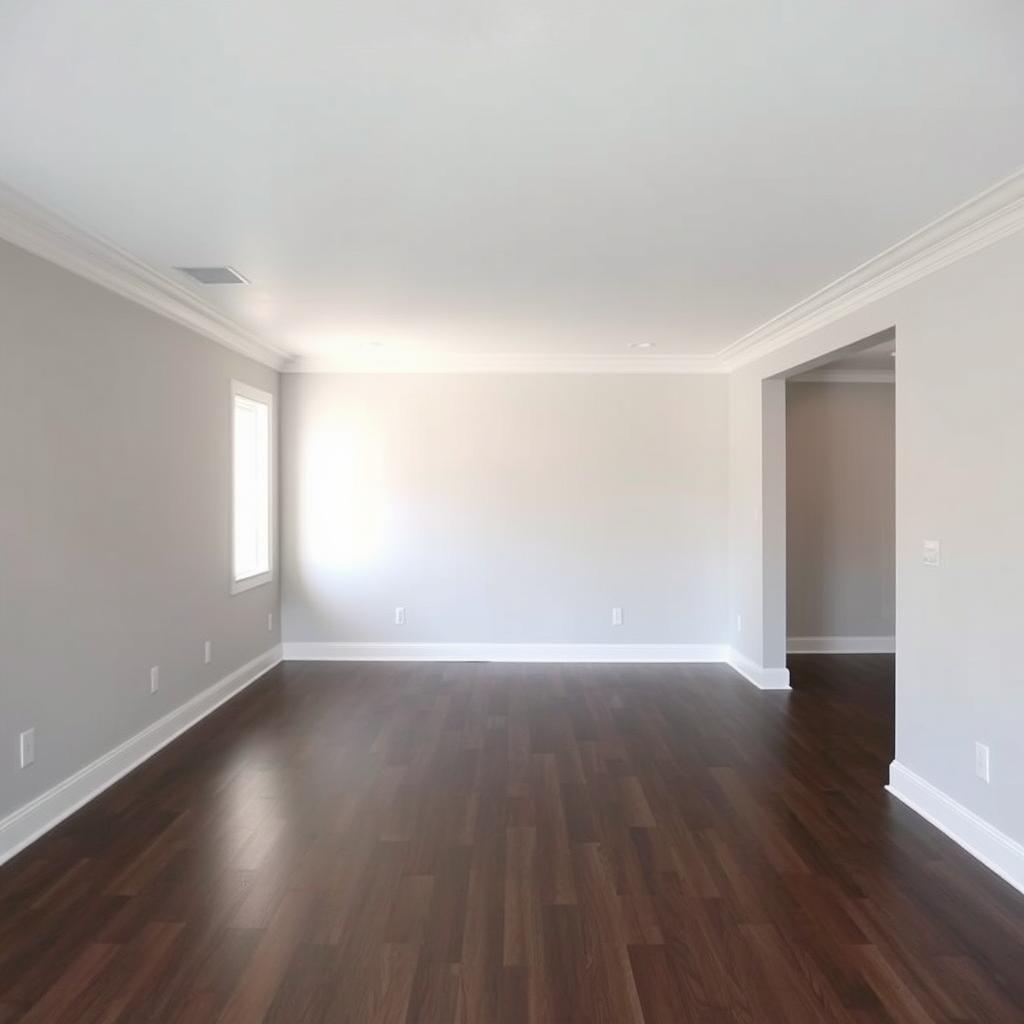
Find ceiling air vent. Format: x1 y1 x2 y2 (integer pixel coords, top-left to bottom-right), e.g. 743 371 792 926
177 266 249 285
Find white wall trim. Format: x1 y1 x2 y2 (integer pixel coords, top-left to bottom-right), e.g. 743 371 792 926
282 352 725 375
281 642 791 690
787 635 896 654
0 182 290 371
724 648 791 690
887 761 1024 896
789 369 895 385
281 641 729 663
0 645 282 868
719 167 1024 370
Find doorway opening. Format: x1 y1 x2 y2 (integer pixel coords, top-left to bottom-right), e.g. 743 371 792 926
785 336 896 656
781 332 896 759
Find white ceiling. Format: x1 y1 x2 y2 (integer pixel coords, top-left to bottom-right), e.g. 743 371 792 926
2 1 1023 366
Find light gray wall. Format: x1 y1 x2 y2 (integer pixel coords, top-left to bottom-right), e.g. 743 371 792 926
786 382 895 639
729 228 1024 849
281 373 729 644
0 238 280 823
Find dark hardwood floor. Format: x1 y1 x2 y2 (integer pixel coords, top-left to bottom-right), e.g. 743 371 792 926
1 655 1022 1022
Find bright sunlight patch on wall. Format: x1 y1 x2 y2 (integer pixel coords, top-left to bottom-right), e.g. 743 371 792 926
298 409 389 577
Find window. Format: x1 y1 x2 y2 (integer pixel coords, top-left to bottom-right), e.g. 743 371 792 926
231 381 273 593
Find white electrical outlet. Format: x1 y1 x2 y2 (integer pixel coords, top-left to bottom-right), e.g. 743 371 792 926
19 728 35 768
204 640 212 665
975 742 990 783
395 606 406 626
150 666 160 693
736 614 742 633
267 612 274 632
611 607 623 627
923 539 941 566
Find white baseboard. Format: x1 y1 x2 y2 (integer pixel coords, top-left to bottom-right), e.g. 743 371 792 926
281 641 728 663
281 641 791 690
0 644 282 868
788 635 896 654
725 648 791 690
887 760 1024 896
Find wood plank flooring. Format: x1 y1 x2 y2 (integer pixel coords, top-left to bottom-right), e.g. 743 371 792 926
1 655 1022 1022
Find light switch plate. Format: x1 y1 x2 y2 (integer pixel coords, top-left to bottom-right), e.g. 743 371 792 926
975 742 990 783
19 728 35 768
923 539 941 566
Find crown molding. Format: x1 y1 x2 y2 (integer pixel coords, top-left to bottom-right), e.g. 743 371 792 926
790 368 895 384
7 166 1024 378
719 167 1024 371
0 182 291 371
282 351 725 375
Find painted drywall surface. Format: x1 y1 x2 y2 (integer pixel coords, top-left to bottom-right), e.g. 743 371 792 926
761 380 788 668
281 373 729 644
894 236 1024 847
725 375 788 668
786 382 895 639
0 239 280 822
727 372 766 664
729 228 1024 848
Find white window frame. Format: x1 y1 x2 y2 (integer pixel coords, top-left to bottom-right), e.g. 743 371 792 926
230 380 275 594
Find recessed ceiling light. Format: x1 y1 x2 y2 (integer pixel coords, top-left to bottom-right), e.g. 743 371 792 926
177 266 249 285
628 341 656 350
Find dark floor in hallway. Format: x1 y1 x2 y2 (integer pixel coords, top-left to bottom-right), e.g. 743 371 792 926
1 655 1022 1022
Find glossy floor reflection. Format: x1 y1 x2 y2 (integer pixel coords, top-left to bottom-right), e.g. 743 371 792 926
1 656 1022 1022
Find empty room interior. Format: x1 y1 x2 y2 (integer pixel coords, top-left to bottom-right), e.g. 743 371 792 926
2 3 1024 1022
